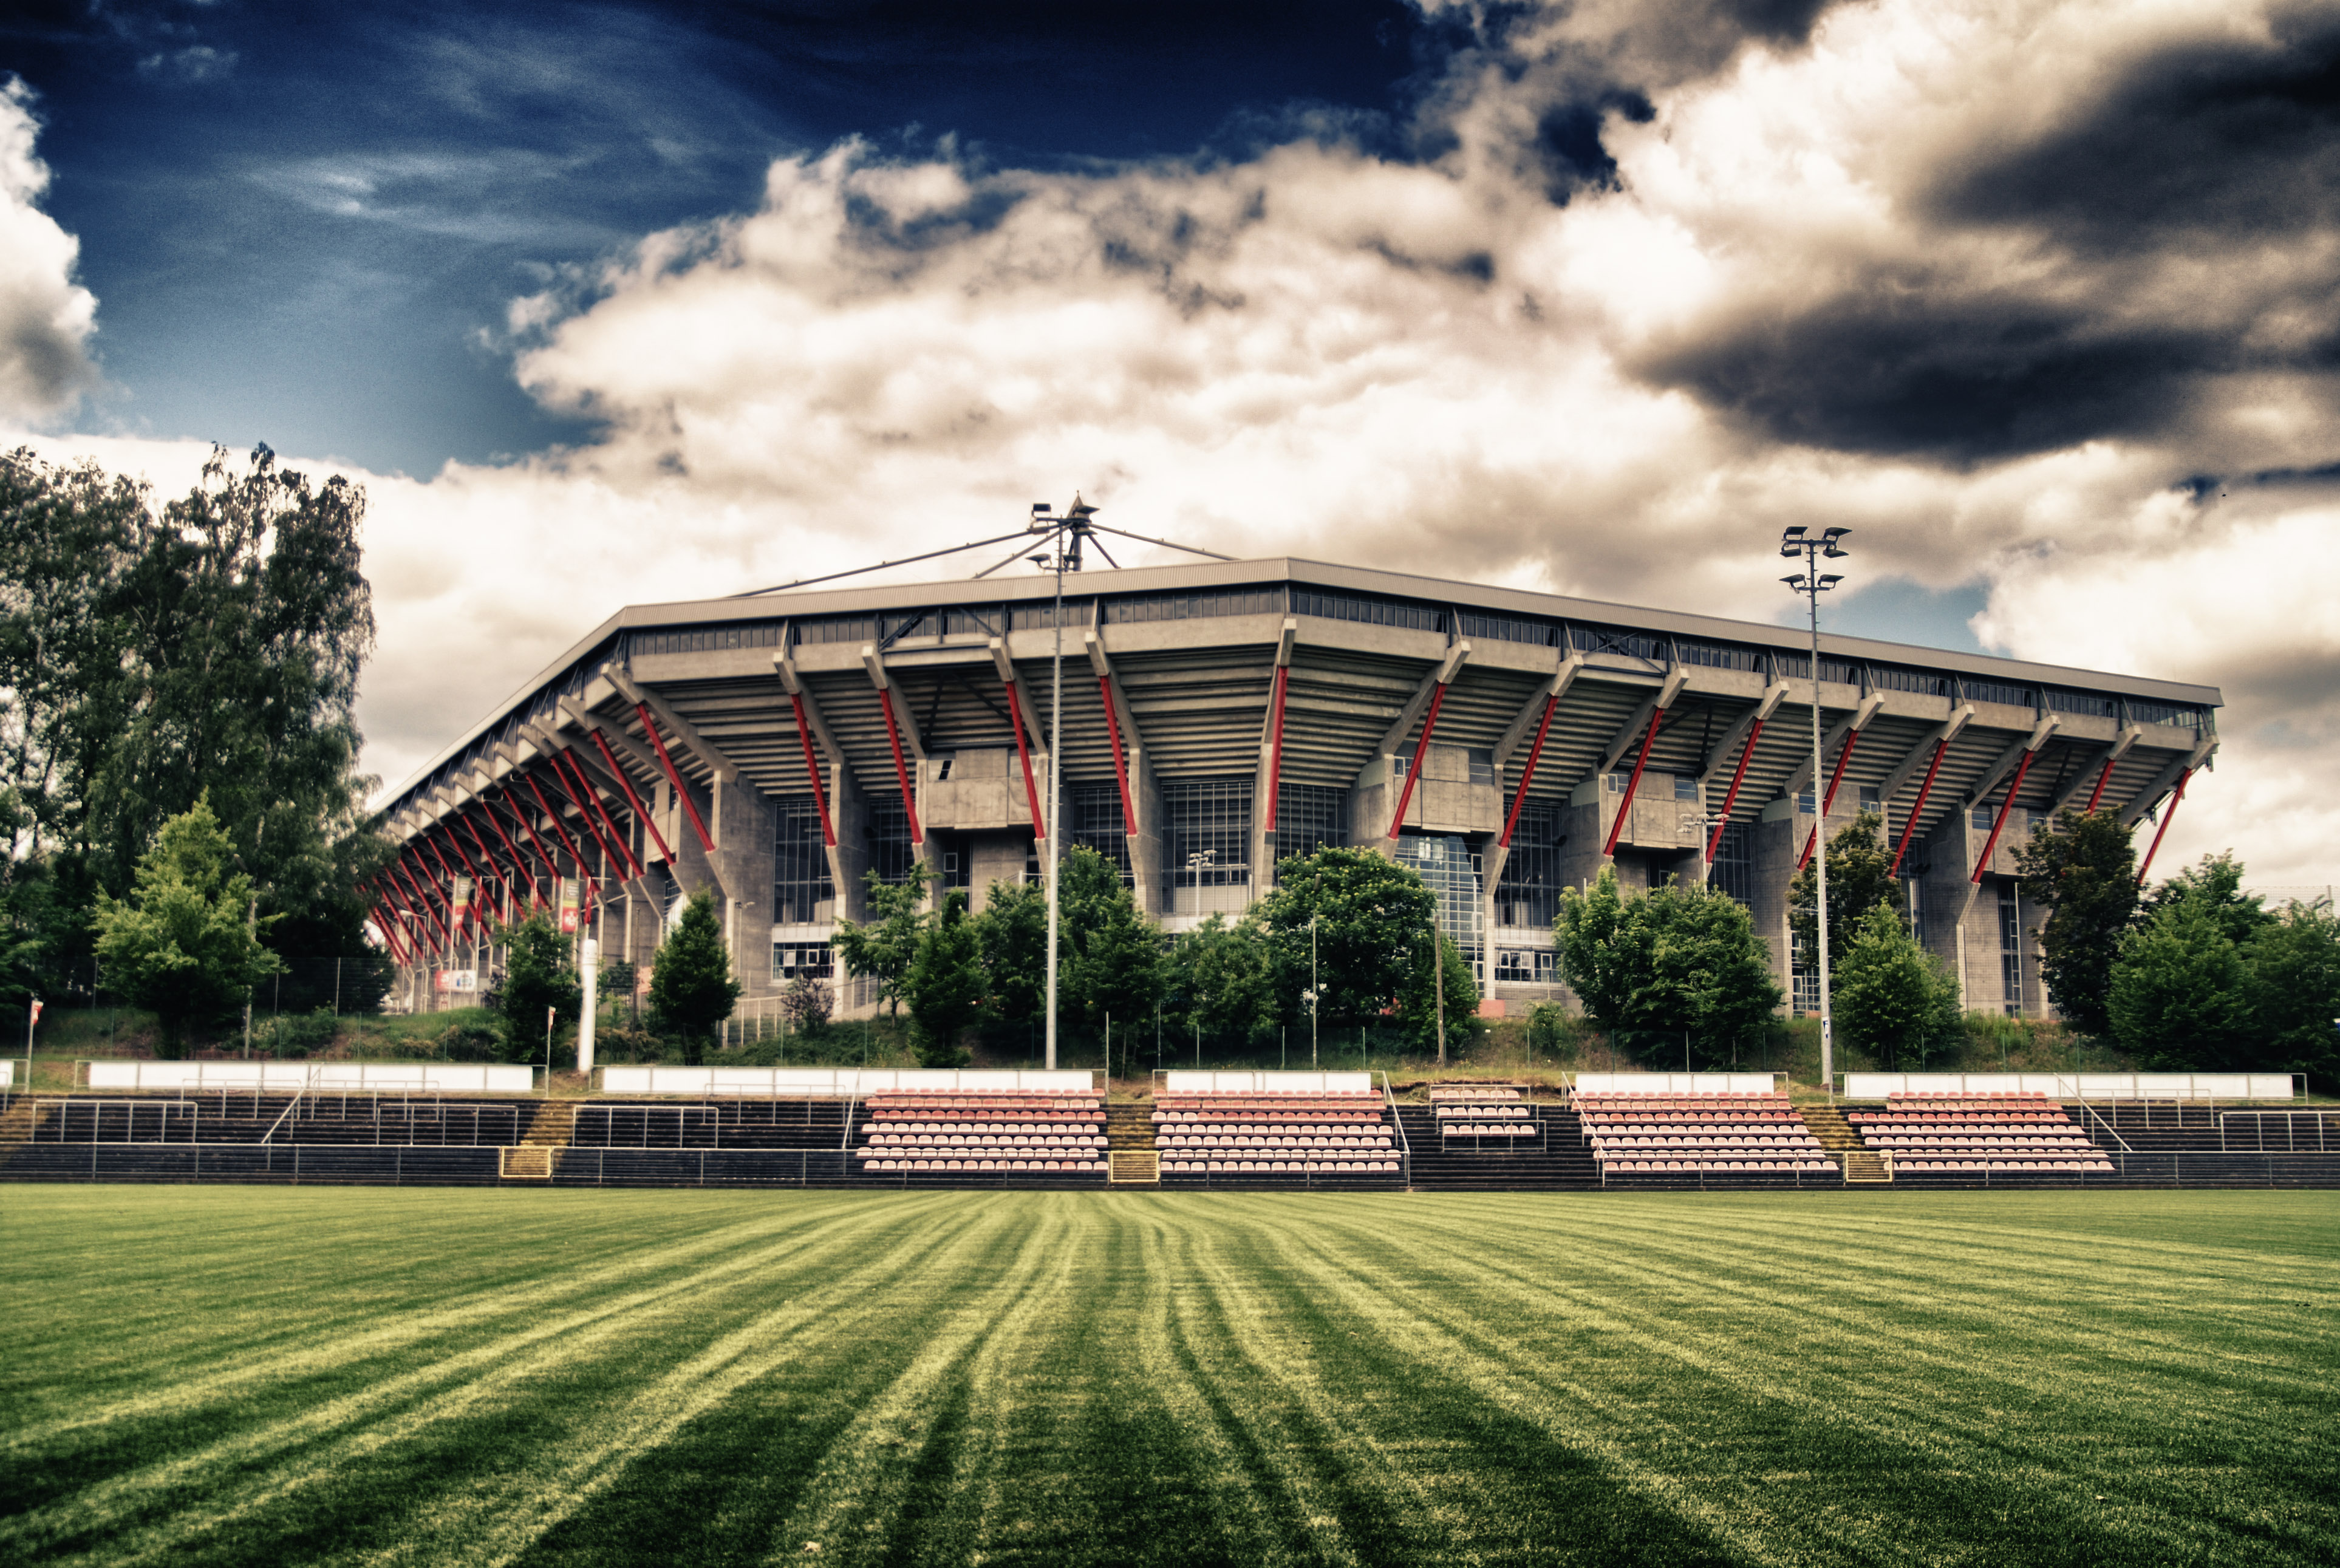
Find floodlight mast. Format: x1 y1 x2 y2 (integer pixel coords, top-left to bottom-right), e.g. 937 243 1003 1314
1779 526 1849 1092
1028 497 1100 1071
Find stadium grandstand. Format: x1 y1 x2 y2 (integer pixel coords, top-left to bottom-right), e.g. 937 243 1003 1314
368 544 2222 1026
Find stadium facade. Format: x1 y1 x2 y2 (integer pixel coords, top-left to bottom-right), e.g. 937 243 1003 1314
376 556 2221 1023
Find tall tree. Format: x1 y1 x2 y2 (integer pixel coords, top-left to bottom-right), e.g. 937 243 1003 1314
1832 902 1963 1071
833 863 930 1015
1556 868 1783 1064
1164 915 1278 1052
95 445 377 925
903 889 983 1067
1058 847 1162 1038
2014 808 2138 1035
498 912 581 1065
2108 898 2253 1070
2138 852 2272 947
1252 845 1437 1024
89 797 281 1055
1397 929 1480 1056
1787 810 1901 984
2247 899 2340 1091
975 878 1048 1038
650 890 742 1064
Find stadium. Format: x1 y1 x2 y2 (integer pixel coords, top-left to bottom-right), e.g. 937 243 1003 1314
6 531 2332 1568
369 545 2220 1024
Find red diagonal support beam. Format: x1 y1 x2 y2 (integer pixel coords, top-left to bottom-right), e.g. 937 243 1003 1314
1602 707 1665 857
1386 681 1450 839
875 686 926 845
1261 666 1290 833
787 692 837 848
554 748 641 880
394 862 449 946
1006 677 1046 842
482 797 550 910
499 792 566 887
1705 717 1764 864
2135 768 2191 887
1970 746 2039 882
1796 728 1864 872
565 749 647 879
421 835 469 935
524 772 590 874
440 820 492 921
1886 739 1948 879
2084 754 2117 814
1499 694 1559 850
1100 675 1138 840
636 702 716 854
455 816 510 918
593 727 678 867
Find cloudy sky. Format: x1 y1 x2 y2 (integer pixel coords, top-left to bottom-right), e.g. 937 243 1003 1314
4 0 2337 886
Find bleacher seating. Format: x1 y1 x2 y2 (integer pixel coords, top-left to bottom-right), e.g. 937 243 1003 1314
1576 1090 1837 1175
22 1094 532 1147
854 1090 1106 1175
1151 1089 1399 1175
1430 1086 1540 1143
1847 1092 2112 1173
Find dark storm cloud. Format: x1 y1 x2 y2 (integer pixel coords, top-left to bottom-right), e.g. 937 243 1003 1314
1617 8 2340 464
1924 6 2340 242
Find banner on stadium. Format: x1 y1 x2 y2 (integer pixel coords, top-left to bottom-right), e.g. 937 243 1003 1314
451 876 472 926
558 877 582 934
434 969 477 993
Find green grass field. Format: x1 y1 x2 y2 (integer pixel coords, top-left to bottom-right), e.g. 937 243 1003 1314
3 1190 2335 1567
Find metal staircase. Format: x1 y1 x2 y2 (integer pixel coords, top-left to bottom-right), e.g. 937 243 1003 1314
1107 1102 1158 1186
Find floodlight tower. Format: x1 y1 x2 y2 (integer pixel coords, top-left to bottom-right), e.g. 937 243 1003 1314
1780 525 1849 1092
1026 497 1097 1071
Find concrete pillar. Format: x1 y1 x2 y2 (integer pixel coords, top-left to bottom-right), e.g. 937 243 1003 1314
709 776 774 1000
827 762 872 922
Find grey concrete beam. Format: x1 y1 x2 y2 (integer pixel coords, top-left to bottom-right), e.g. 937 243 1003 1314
1772 691 1887 799
772 653 850 767
2047 724 2141 815
1373 642 1473 758
860 644 927 762
1492 652 1586 769
1594 664 1691 778
1694 679 1792 786
609 669 743 786
1083 625 1163 913
1959 715 2063 811
1873 704 1974 805
2118 734 2219 827
555 694 665 781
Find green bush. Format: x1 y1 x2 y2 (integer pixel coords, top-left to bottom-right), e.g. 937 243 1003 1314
435 1020 503 1062
255 1008 341 1058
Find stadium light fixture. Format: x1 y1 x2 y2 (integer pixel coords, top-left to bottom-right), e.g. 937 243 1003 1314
1780 525 1850 1091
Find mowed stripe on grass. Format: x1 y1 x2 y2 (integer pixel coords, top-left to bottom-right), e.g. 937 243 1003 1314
2 1189 2335 1566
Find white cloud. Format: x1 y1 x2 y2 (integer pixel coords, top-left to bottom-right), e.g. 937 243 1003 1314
0 78 100 424
11 1 2340 883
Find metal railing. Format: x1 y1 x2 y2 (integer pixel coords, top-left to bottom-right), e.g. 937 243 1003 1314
2219 1111 2336 1153
1380 1071 1409 1184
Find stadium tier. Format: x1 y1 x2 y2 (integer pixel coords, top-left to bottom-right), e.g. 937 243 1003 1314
854 1090 1107 1176
371 556 2221 1027
1153 1090 1401 1177
1576 1090 1837 1176
1430 1085 1541 1144
1847 1092 2113 1174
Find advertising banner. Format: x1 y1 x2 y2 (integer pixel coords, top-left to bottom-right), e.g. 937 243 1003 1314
558 877 582 934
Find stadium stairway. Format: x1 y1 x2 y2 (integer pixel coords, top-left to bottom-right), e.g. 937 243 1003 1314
1107 1102 1159 1186
1803 1103 1891 1182
1392 1103 1598 1190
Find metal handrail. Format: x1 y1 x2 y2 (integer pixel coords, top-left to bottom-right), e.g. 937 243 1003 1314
2063 1091 2134 1154
258 1069 319 1144
1379 1071 1410 1182
2219 1110 2335 1153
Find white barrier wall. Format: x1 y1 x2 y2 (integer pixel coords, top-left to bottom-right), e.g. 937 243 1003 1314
1843 1072 2299 1101
1572 1072 1783 1095
0 1060 13 1087
596 1067 1099 1096
1161 1071 1376 1094
84 1062 534 1093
